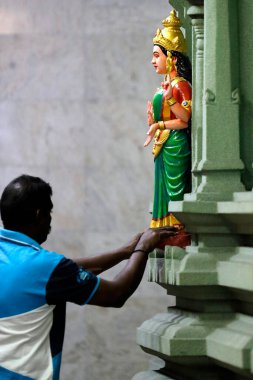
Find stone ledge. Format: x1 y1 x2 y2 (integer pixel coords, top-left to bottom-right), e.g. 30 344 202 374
136 309 253 378
167 191 253 235
148 246 253 292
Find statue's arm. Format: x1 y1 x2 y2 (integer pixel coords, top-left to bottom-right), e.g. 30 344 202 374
168 81 192 123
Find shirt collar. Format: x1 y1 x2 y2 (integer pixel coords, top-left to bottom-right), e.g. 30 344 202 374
0 228 41 251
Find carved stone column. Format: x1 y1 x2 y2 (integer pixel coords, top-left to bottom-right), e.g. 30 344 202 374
196 0 244 199
133 0 253 379
187 5 204 191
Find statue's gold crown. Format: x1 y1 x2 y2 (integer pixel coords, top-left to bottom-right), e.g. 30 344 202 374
153 10 187 53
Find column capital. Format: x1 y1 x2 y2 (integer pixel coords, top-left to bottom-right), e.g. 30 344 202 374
187 5 204 20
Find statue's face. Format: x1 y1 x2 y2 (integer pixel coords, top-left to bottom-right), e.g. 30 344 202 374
151 45 167 75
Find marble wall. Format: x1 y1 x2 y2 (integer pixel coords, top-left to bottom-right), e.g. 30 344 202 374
0 1 173 379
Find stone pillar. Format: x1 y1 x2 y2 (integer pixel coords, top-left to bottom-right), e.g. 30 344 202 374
196 0 244 199
187 5 204 191
133 0 253 379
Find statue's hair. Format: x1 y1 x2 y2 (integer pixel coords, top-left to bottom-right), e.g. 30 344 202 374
155 44 192 84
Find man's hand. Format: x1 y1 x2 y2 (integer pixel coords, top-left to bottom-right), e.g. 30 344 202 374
134 227 177 253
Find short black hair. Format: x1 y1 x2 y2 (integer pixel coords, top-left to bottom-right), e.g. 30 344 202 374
0 174 53 230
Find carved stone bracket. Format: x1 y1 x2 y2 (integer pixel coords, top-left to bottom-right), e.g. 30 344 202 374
231 88 240 104
204 88 216 104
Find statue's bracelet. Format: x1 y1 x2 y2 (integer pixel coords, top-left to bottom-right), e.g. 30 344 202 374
166 96 177 106
158 121 165 130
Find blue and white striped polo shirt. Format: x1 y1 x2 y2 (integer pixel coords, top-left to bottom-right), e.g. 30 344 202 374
0 228 100 380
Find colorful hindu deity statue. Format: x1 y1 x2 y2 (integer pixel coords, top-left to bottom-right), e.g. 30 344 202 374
144 10 192 247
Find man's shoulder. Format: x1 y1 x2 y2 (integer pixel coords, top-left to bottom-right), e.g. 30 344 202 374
35 249 65 276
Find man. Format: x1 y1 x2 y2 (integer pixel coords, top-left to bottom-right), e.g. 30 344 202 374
0 174 176 380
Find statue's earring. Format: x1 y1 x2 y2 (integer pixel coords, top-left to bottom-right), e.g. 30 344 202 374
166 51 173 74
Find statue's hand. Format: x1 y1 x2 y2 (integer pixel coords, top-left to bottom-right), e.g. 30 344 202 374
143 135 153 147
144 123 157 147
161 78 173 100
147 100 154 126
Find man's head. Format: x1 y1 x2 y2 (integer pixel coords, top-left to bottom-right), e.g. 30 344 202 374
0 174 53 244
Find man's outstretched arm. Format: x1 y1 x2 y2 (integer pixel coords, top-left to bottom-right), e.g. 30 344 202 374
73 233 142 275
88 227 176 308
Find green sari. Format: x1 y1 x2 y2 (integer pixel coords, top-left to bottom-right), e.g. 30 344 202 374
150 85 191 228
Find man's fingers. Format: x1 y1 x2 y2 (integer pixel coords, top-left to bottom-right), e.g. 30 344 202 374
152 226 178 232
159 231 178 238
153 227 179 240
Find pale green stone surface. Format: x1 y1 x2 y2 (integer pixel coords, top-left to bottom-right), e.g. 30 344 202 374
137 309 253 376
148 246 253 291
133 0 253 379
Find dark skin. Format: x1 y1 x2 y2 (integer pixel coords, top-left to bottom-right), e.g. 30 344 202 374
22 203 177 308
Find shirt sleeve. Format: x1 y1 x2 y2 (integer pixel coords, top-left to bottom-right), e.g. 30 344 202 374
46 257 100 305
